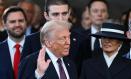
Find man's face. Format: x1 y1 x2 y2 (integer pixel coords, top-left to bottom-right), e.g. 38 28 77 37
101 38 121 55
19 2 34 25
81 8 92 28
47 26 70 58
90 1 108 26
45 5 70 21
5 11 27 38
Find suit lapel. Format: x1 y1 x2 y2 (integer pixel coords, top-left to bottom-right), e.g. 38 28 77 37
63 57 73 79
63 57 77 79
1 41 14 79
21 37 33 60
43 53 59 79
109 54 129 77
91 52 108 77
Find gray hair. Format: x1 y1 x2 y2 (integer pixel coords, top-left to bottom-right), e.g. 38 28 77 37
40 20 72 45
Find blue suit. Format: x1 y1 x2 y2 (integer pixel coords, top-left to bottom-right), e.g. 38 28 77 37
0 37 32 79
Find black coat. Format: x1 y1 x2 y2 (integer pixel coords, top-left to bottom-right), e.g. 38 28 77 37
18 52 78 79
80 49 131 79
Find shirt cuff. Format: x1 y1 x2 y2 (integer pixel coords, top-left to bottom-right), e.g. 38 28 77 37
35 70 44 79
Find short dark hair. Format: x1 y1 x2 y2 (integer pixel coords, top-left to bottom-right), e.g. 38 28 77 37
44 0 70 13
2 6 27 23
88 0 109 10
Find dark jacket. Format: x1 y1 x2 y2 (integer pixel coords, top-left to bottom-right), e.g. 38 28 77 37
18 52 78 79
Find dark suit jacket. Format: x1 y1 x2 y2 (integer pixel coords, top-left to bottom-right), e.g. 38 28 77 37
18 52 78 79
69 26 92 76
26 32 41 53
80 49 131 79
0 37 32 79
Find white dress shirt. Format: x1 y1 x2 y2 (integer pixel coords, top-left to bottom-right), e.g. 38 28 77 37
103 51 118 68
7 36 25 67
91 25 99 50
129 48 131 59
35 48 70 79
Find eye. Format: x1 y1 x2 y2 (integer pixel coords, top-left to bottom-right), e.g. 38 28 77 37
52 13 59 16
18 19 25 23
62 12 68 16
92 9 98 13
9 20 16 23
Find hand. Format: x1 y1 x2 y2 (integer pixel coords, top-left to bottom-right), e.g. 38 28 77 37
126 31 131 39
36 46 51 76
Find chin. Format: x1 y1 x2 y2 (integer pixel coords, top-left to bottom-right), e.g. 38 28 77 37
63 52 69 56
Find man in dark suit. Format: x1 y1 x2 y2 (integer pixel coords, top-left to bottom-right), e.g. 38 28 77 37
0 6 32 79
26 0 71 53
69 0 109 75
80 23 131 79
18 21 78 79
81 0 109 57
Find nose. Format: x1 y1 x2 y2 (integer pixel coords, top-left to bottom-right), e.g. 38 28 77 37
104 38 111 43
58 14 64 21
97 11 102 17
66 37 70 45
15 21 20 26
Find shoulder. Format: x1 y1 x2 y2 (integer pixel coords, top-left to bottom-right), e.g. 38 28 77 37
26 32 40 39
21 51 39 63
0 40 7 48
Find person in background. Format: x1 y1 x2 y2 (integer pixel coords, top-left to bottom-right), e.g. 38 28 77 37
70 0 109 76
124 9 131 59
18 20 78 79
85 0 109 54
26 0 71 55
69 4 92 76
31 3 45 33
81 6 92 30
0 3 8 43
120 11 128 24
17 0 35 35
124 9 131 32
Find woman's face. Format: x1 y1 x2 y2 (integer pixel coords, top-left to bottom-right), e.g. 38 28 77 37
101 38 122 55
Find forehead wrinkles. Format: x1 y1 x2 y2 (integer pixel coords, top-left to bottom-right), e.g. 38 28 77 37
48 5 69 13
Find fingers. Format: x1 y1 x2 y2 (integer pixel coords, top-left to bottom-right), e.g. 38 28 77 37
38 46 46 61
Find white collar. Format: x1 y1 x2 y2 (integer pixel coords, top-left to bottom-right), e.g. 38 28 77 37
7 36 25 49
46 48 63 63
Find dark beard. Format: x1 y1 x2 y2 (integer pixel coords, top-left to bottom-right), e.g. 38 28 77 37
7 30 25 38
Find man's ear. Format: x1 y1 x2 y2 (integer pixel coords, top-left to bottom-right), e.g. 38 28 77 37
2 21 7 29
45 40 52 48
68 9 71 15
44 12 50 20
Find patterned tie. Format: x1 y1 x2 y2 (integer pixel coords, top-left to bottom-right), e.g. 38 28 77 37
57 58 67 79
14 44 21 79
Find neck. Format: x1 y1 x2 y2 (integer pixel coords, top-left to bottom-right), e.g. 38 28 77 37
9 35 24 43
92 24 102 31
